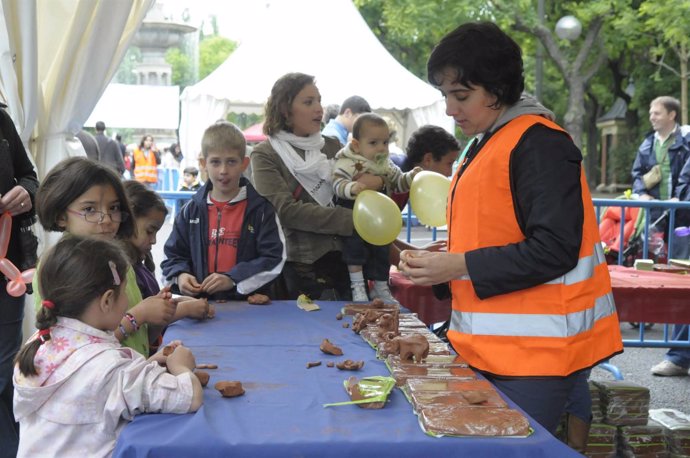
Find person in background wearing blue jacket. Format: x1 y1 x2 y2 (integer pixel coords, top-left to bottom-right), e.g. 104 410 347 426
161 121 286 300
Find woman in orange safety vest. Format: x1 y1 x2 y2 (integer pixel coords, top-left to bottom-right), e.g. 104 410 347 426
132 135 160 188
398 22 623 437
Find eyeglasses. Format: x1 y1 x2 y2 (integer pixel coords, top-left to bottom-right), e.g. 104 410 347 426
66 208 129 224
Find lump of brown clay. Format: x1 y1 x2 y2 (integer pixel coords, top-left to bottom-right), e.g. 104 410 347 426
214 381 245 398
320 338 343 356
247 293 271 305
306 361 322 369
346 376 385 409
194 370 210 387
335 312 343 320
326 362 335 368
342 322 350 329
196 363 218 370
336 359 364 371
161 345 174 356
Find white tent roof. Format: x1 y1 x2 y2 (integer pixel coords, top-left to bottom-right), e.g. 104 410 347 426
86 83 180 130
179 0 452 160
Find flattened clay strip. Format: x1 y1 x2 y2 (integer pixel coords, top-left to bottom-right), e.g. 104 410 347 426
247 293 271 305
196 363 218 369
307 361 322 369
326 362 334 368
336 360 365 371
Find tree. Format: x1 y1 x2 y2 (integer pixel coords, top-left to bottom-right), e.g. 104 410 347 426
199 36 237 81
114 46 141 84
166 48 194 88
638 0 690 124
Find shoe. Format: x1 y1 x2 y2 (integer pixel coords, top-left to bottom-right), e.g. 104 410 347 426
370 282 400 305
651 360 689 376
351 282 369 302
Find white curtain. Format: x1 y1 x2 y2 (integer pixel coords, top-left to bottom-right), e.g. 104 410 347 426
0 0 154 338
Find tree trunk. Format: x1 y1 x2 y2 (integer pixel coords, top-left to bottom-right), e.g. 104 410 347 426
585 93 600 187
681 43 688 125
564 78 586 150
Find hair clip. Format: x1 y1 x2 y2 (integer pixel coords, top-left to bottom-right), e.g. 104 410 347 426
108 261 121 286
41 300 55 310
38 328 51 344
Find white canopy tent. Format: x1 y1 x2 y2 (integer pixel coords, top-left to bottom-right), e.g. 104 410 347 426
179 0 452 161
85 83 180 130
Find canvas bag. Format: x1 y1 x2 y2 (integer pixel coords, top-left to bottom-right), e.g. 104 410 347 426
642 164 662 190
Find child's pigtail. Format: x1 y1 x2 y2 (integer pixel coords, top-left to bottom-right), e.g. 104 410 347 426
15 300 59 376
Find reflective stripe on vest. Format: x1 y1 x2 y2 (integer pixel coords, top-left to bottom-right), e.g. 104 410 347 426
134 148 158 183
545 243 606 286
451 290 616 337
446 115 623 377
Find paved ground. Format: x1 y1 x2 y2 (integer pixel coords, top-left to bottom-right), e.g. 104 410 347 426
152 214 690 413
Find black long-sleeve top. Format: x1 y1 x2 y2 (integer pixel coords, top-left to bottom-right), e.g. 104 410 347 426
462 123 585 300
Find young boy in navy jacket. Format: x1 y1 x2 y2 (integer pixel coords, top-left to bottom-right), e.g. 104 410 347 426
162 121 286 300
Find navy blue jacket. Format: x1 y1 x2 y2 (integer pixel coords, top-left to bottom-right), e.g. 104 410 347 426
161 178 286 299
631 128 690 199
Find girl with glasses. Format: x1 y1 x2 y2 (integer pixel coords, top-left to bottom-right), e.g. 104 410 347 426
33 157 176 356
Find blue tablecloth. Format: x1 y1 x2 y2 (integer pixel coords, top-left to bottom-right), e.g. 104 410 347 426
114 301 580 458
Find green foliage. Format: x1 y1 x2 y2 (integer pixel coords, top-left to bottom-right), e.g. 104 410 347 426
114 46 141 84
165 48 194 88
199 36 237 81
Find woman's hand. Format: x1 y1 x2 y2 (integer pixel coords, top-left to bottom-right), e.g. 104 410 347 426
398 249 467 286
0 185 31 216
422 240 447 252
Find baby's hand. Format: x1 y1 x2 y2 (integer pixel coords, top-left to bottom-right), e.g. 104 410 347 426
411 166 423 177
351 182 365 196
178 273 202 296
166 345 196 375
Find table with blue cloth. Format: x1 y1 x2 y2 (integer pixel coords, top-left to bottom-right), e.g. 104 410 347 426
114 301 580 458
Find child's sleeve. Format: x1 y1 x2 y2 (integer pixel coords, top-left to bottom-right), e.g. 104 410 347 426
332 157 358 200
105 352 195 421
161 205 195 282
229 202 286 295
388 160 415 193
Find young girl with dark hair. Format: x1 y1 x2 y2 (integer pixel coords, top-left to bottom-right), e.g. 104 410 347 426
33 157 177 356
122 180 212 322
13 236 202 457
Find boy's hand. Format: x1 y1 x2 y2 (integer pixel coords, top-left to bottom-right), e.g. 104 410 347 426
200 273 234 295
166 345 197 375
178 273 202 296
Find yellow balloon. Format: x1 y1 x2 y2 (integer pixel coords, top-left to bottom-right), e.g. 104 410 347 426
352 190 402 246
409 171 451 227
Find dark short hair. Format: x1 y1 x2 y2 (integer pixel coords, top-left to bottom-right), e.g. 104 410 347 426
95 121 106 132
15 235 129 376
403 125 460 172
183 166 199 176
36 157 134 238
352 113 388 141
340 96 371 115
427 22 524 108
263 73 316 136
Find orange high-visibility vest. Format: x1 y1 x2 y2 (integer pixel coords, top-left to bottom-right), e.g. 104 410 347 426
133 147 158 183
447 115 622 377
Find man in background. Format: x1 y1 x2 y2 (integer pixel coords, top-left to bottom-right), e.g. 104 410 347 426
95 121 125 176
321 95 371 146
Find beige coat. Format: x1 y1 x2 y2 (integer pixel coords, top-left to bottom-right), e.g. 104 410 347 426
251 136 353 264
